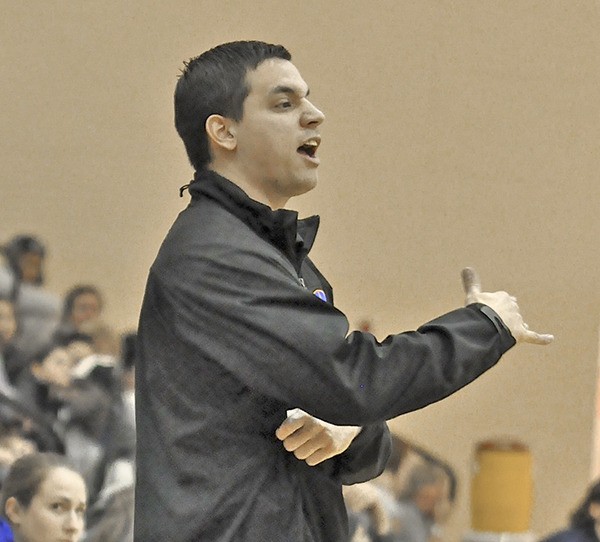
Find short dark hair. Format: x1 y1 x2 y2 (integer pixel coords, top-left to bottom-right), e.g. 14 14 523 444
2 235 46 286
1 453 82 520
174 40 291 171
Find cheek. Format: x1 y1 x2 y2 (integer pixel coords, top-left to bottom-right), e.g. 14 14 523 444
19 510 58 539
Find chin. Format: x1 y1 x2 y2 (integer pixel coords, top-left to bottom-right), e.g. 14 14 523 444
293 175 318 196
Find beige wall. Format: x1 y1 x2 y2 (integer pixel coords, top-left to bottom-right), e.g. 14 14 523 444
2 1 599 538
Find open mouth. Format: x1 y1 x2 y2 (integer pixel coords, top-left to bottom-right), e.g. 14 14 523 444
297 140 320 159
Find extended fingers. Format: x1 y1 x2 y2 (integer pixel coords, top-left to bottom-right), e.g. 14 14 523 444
521 328 555 345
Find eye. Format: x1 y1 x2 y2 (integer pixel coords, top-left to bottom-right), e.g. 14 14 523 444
276 100 292 110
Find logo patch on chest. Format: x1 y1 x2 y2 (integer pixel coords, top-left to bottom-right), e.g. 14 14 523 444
312 289 328 302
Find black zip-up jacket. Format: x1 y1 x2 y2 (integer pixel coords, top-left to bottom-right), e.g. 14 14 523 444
134 169 515 541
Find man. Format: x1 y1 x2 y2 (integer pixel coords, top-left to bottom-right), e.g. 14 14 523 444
135 41 552 541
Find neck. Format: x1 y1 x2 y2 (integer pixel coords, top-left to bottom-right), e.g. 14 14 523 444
207 164 289 210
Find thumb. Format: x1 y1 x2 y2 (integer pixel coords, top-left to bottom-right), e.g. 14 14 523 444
461 267 482 302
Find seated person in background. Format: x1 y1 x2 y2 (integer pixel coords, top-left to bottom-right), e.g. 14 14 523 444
15 343 75 435
344 436 450 542
55 285 103 338
55 329 134 511
0 422 37 485
77 320 119 359
0 236 60 381
391 463 447 542
117 332 136 434
73 332 137 542
0 452 87 542
0 326 65 456
15 342 111 500
540 480 600 542
0 297 18 397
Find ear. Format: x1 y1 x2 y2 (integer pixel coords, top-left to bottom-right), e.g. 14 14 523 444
205 114 237 152
5 496 22 526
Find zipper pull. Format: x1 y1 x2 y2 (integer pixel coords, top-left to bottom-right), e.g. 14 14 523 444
299 277 307 289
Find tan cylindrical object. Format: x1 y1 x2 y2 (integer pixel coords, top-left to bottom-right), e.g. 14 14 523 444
471 439 533 532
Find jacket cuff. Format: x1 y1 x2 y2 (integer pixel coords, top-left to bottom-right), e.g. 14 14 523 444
335 422 391 485
467 303 516 352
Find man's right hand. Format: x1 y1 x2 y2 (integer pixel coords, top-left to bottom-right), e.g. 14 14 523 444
461 267 554 345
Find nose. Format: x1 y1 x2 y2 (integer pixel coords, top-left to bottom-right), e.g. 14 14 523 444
64 509 83 534
301 100 325 128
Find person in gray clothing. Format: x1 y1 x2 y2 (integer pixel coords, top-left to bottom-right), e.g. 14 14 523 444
134 40 553 541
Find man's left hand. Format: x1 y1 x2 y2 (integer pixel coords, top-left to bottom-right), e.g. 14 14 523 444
275 408 362 466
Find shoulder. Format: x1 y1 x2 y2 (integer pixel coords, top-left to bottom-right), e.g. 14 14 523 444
154 201 295 281
160 200 264 259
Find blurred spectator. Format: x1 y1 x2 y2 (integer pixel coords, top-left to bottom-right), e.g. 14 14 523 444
540 480 600 542
15 342 110 498
345 480 393 542
0 236 60 381
0 422 37 485
0 236 136 541
77 320 120 359
0 236 45 290
81 456 134 542
0 297 18 398
344 435 410 541
16 344 76 439
118 333 136 433
58 286 103 336
0 452 87 542
345 435 452 542
390 462 447 542
77 333 137 542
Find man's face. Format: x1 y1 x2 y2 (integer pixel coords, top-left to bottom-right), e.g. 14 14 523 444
228 58 325 208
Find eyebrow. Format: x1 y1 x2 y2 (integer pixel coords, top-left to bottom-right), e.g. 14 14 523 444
52 495 86 506
270 85 310 98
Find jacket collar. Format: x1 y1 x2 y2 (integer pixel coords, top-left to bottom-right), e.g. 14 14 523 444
186 169 320 272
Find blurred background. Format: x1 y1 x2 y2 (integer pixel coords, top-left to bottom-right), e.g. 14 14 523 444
1 1 599 539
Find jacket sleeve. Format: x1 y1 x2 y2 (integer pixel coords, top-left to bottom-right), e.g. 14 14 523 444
151 239 515 427
335 422 391 485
